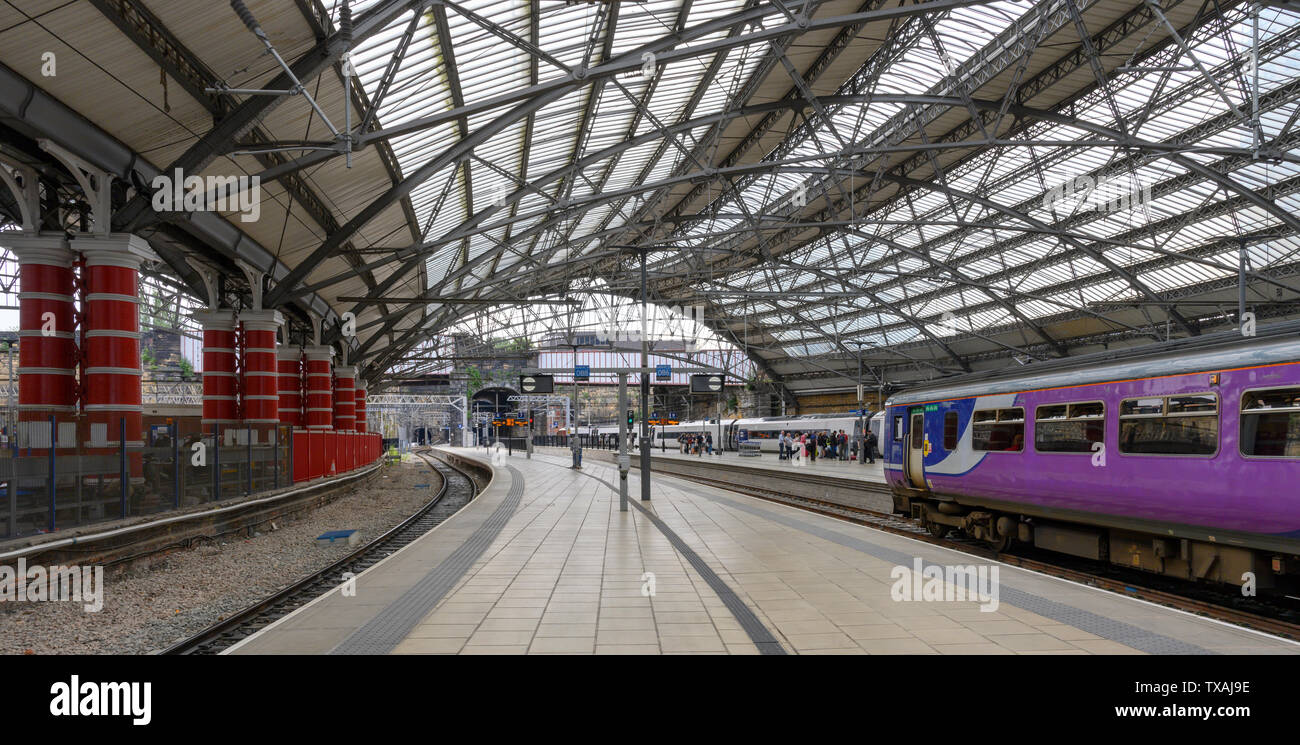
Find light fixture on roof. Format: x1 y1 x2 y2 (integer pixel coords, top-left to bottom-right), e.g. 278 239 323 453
213 0 357 168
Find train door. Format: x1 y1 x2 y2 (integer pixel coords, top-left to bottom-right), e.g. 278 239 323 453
905 411 927 490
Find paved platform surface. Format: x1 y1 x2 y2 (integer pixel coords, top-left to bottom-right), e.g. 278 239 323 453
230 448 1299 655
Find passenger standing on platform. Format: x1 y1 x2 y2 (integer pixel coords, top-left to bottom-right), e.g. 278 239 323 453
807 433 817 463
705 432 713 455
779 431 788 460
866 429 878 464
840 430 849 460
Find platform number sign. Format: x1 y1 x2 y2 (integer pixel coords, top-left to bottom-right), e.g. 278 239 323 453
656 364 671 381
520 374 554 394
574 365 590 382
689 374 724 394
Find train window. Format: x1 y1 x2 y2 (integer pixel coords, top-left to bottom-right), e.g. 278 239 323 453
1169 394 1217 414
1119 394 1218 456
1240 388 1300 457
893 415 903 441
1071 402 1103 419
1037 405 1068 420
1035 401 1104 453
943 411 959 450
1120 397 1164 417
972 407 1024 452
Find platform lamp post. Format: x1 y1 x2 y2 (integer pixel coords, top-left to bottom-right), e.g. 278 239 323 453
639 248 650 501
570 341 581 467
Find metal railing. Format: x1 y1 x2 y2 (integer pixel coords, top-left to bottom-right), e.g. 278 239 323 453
1 415 291 542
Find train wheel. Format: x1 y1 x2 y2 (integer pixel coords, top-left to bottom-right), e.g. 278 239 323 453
990 532 1013 553
925 521 948 539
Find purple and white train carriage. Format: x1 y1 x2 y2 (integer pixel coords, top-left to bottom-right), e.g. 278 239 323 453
884 322 1300 591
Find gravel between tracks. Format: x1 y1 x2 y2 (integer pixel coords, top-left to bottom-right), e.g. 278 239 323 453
0 457 442 655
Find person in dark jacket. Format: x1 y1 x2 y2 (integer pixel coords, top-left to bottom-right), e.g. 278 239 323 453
865 429 878 464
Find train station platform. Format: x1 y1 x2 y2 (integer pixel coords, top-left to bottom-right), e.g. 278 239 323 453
228 448 1299 655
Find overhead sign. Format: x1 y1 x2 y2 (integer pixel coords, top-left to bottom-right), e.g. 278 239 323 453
574 365 590 382
689 374 724 394
656 364 671 381
520 374 554 394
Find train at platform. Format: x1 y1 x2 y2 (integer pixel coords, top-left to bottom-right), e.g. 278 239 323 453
584 411 885 454
883 321 1300 592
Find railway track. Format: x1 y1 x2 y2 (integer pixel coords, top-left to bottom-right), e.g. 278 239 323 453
656 465 1300 642
160 451 479 655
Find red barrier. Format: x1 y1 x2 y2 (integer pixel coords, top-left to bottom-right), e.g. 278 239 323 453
290 422 382 483
310 430 324 481
292 429 309 482
326 431 337 476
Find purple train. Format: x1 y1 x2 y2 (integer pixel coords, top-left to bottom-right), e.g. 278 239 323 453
883 322 1300 591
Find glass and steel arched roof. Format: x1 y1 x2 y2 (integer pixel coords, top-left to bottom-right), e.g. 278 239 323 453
1 0 1297 393
320 0 1300 391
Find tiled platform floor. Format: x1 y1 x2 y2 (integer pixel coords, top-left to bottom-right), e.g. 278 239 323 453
230 448 1298 655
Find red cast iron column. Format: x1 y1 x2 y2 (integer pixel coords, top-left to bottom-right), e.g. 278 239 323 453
238 310 281 434
191 310 238 430
77 234 152 480
7 233 76 449
333 365 356 432
354 382 367 433
277 346 303 427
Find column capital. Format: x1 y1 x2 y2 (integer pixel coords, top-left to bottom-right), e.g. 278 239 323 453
334 365 358 379
303 345 334 361
277 346 303 361
4 232 74 266
239 309 283 332
74 233 156 268
192 309 237 330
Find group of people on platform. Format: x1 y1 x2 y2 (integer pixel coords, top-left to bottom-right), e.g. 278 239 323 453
775 429 878 465
678 432 714 455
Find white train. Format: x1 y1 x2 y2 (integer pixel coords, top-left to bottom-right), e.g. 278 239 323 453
581 412 885 454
